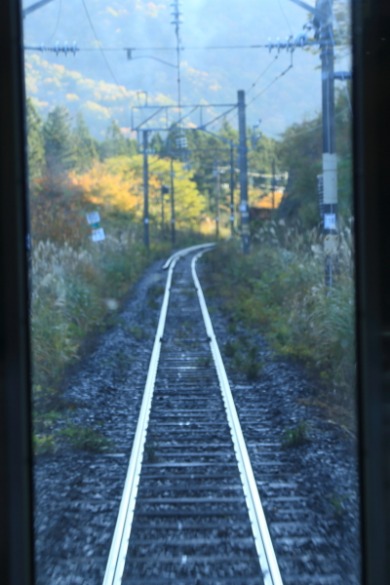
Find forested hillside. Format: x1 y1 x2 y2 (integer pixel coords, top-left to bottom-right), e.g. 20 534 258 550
23 0 350 137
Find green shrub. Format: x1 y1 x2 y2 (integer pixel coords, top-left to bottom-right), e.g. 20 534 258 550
33 433 56 455
281 421 309 448
60 425 110 452
203 222 356 425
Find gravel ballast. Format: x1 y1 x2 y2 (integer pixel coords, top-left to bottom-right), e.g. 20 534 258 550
34 254 361 584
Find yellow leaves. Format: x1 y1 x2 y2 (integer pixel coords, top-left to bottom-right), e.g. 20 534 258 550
249 188 284 210
69 154 207 228
69 160 141 213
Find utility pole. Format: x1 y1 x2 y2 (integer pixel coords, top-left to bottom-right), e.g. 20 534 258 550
161 184 169 237
317 0 337 286
289 0 338 285
214 163 220 239
142 130 150 249
271 159 276 211
171 0 183 119
238 90 250 254
229 143 235 235
170 158 176 245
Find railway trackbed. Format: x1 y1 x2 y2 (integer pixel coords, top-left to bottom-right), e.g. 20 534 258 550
103 245 282 585
33 244 360 585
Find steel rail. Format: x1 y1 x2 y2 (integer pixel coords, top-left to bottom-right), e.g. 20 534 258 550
102 243 214 585
192 251 284 585
162 242 215 270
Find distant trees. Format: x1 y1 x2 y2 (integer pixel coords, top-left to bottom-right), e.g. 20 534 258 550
277 116 322 227
276 89 352 228
43 106 76 178
27 105 139 184
26 96 352 241
73 113 98 173
99 119 137 159
26 98 45 180
25 103 210 241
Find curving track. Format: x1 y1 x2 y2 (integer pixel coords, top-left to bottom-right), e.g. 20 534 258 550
102 244 283 585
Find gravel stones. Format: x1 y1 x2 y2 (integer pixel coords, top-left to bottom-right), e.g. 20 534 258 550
34 255 361 585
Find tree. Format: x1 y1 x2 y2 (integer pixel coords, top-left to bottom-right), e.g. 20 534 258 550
69 157 141 215
150 133 165 156
100 120 137 159
73 113 98 173
129 155 207 230
277 116 322 227
277 88 352 228
26 98 45 181
43 106 75 178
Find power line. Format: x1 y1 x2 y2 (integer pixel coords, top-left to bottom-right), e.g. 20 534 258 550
246 54 279 95
198 106 237 131
247 53 294 108
278 0 294 34
221 54 294 129
80 0 127 95
44 0 62 44
23 41 348 54
129 55 176 68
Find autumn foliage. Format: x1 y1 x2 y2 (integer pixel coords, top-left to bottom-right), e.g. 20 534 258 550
69 160 141 214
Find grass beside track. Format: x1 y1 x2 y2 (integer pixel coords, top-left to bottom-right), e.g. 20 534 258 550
202 223 357 432
31 230 208 454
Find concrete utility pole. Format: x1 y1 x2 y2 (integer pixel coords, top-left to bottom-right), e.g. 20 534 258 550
290 0 338 285
170 158 176 245
142 130 150 249
317 0 338 286
271 159 276 211
214 163 221 239
229 143 235 235
238 90 250 254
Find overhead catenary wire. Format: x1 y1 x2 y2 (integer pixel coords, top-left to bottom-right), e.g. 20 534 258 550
197 105 238 131
80 0 128 96
247 53 294 108
246 54 280 95
24 41 347 55
220 53 294 130
44 0 62 45
277 0 294 35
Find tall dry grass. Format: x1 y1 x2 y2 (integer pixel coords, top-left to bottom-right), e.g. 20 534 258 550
204 221 356 426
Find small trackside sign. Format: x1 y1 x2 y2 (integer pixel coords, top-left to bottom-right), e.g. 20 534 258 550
86 211 101 226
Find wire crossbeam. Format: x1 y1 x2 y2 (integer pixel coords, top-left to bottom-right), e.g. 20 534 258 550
23 0 55 17
131 103 237 132
24 44 79 56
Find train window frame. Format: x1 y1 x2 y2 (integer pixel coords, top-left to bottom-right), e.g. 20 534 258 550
0 2 35 585
352 0 390 582
1 0 390 583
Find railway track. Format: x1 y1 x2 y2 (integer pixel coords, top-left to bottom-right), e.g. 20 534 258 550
102 244 283 585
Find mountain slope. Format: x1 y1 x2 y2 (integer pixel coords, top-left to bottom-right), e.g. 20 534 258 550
22 0 349 136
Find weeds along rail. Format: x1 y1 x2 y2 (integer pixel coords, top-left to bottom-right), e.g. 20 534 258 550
103 244 282 585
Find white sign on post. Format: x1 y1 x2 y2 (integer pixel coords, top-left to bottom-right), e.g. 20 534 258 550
324 213 337 230
91 228 105 242
86 211 101 226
